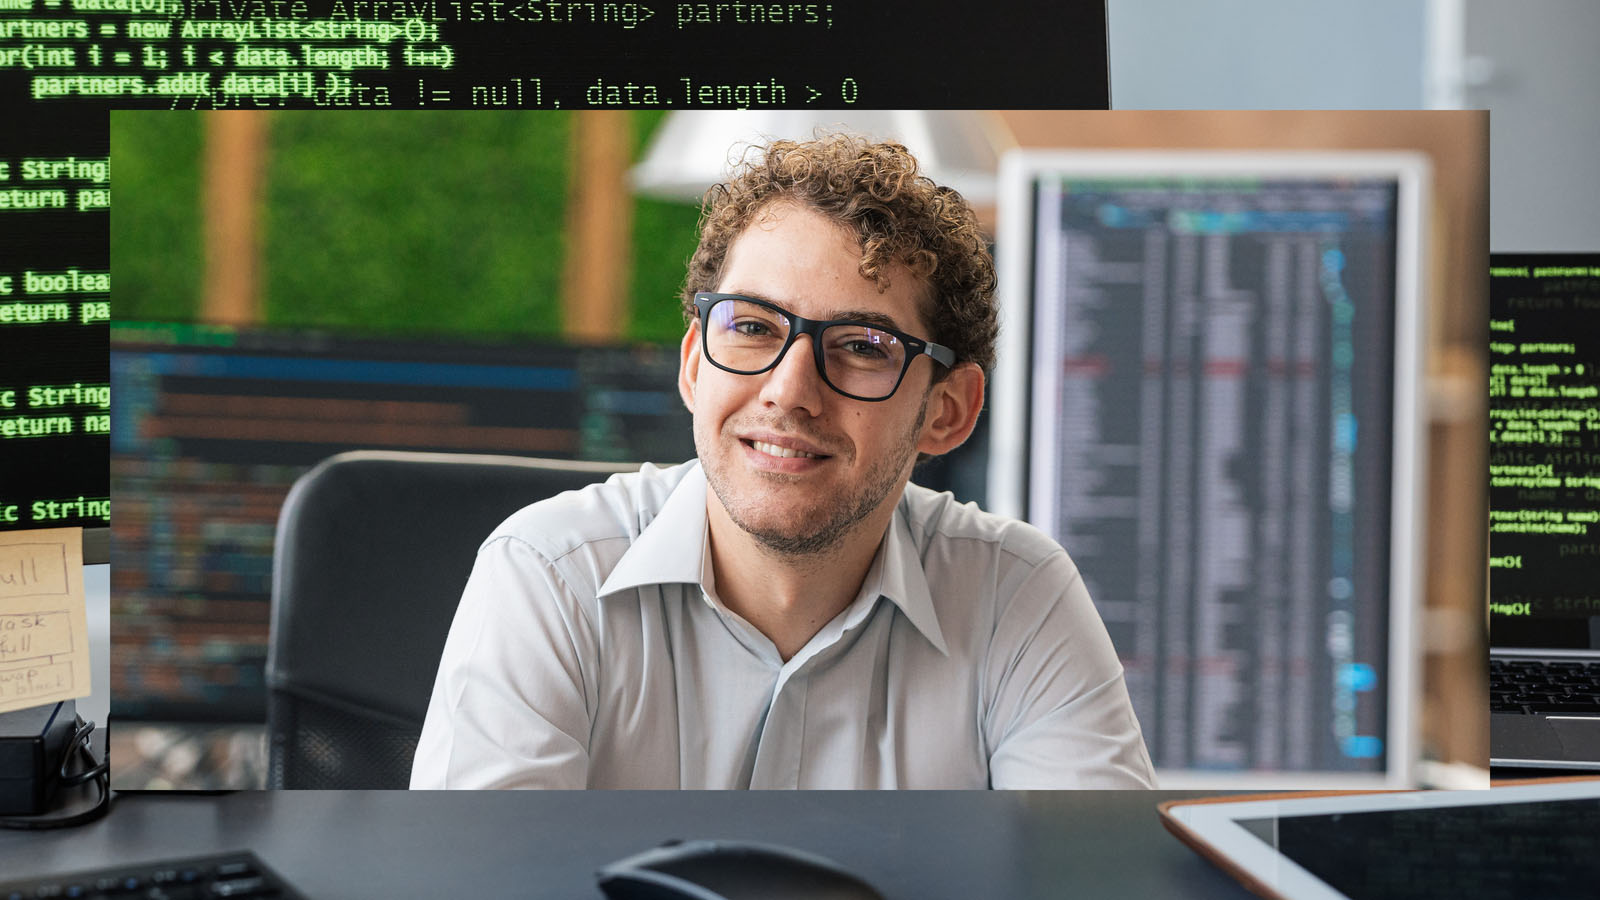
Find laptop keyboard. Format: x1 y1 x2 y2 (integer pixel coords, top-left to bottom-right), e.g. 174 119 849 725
0 851 306 899
1490 659 1600 715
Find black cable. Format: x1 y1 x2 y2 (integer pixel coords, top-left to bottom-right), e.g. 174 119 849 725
0 715 113 830
57 716 108 787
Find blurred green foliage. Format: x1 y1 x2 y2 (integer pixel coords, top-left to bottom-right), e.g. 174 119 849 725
110 111 700 344
110 112 205 324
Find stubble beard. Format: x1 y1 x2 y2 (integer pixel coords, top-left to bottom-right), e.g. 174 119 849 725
699 398 928 560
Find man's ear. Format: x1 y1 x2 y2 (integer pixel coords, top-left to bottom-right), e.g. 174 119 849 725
679 320 702 413
917 362 985 456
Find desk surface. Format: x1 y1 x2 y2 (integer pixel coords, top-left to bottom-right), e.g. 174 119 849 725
0 790 1254 899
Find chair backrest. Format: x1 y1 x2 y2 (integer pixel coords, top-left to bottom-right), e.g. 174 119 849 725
265 450 638 788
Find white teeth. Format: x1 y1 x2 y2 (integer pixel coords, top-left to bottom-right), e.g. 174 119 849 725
751 440 818 459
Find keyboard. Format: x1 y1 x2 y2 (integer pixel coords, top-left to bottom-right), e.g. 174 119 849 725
1490 658 1600 715
0 851 306 899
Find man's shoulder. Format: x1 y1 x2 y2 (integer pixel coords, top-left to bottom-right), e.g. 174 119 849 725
898 484 1088 656
900 482 1066 571
485 460 696 562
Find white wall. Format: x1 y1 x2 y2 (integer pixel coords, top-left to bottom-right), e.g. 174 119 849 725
1108 0 1428 109
1462 0 1600 251
1108 0 1599 251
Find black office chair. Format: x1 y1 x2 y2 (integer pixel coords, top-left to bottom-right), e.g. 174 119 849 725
265 450 639 789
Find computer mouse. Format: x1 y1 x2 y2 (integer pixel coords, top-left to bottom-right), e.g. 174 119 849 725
596 838 887 900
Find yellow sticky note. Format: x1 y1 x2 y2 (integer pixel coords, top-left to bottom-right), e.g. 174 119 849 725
0 527 89 715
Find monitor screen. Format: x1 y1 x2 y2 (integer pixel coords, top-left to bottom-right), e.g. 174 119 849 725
1 110 110 562
1488 254 1600 651
991 151 1428 783
110 320 694 721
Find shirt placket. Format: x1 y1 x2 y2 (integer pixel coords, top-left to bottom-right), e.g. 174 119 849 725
748 662 810 789
745 596 885 788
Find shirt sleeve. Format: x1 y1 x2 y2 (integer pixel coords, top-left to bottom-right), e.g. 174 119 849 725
983 550 1158 789
410 536 599 789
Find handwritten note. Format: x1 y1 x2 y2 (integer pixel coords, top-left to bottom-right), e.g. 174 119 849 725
0 527 88 714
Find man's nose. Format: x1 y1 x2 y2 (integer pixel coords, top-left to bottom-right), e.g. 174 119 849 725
758 333 826 416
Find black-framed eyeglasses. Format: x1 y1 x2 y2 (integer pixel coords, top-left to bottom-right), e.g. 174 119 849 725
693 292 956 402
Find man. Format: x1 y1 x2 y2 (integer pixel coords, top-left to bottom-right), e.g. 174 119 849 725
411 134 1155 789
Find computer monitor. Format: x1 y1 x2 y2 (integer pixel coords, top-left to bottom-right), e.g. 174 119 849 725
1488 254 1600 651
991 150 1429 787
109 320 694 722
1 110 110 564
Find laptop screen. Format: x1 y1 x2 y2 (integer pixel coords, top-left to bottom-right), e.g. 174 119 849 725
1489 253 1600 652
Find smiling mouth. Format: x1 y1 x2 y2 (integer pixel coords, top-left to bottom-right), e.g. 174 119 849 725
746 439 825 460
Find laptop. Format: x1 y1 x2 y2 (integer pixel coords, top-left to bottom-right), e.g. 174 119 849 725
1488 252 1600 769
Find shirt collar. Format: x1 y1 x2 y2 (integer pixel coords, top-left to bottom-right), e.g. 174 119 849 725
878 495 949 656
596 463 949 657
596 463 709 596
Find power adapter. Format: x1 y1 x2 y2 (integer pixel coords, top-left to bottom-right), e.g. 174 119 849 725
0 699 76 816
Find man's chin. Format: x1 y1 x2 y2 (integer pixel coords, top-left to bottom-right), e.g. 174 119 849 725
733 516 844 558
715 484 853 557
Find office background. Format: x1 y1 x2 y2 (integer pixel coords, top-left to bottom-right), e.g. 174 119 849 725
110 110 703 787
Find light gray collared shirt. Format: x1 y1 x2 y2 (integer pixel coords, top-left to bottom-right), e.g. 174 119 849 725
410 461 1155 789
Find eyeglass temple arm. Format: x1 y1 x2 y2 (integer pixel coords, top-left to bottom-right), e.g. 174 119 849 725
922 342 957 369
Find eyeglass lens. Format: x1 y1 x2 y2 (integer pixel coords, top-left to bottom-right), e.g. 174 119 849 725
705 297 907 399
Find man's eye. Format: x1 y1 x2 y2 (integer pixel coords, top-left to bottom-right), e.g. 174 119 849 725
733 320 776 337
842 339 889 358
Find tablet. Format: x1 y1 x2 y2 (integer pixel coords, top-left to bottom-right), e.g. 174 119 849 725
1159 780 1600 899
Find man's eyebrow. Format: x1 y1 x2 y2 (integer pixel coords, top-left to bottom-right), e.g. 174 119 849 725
723 290 909 333
827 309 904 332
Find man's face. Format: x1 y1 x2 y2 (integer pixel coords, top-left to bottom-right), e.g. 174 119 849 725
680 202 939 557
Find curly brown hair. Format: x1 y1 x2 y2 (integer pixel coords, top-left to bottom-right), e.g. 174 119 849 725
680 133 998 377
